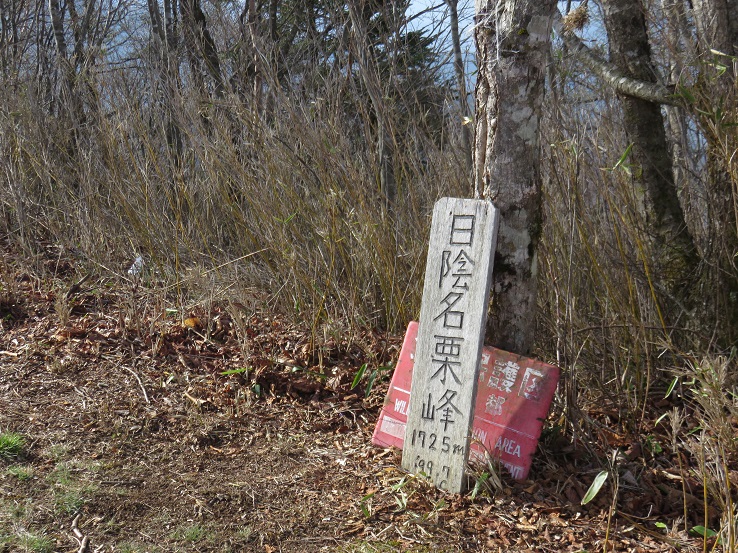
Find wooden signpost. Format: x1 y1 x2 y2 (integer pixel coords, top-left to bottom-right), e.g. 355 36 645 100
400 197 499 493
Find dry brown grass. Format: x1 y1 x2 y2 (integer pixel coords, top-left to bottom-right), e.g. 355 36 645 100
1 13 737 548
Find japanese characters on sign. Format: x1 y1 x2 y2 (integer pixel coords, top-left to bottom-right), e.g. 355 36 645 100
401 198 499 493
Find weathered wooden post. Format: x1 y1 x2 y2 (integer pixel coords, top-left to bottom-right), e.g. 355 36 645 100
401 197 499 493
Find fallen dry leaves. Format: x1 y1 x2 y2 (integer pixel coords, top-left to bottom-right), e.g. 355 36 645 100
0 242 717 552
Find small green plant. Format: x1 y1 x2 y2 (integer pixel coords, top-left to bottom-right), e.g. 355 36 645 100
470 468 504 500
18 532 53 553
54 490 85 514
46 444 69 461
644 435 663 455
0 432 26 459
359 491 375 518
7 465 34 480
581 470 609 505
351 363 393 397
49 462 72 485
469 450 504 499
220 366 250 376
5 498 30 520
44 459 97 515
388 475 411 512
691 524 722 546
234 527 254 542
386 474 431 513
171 524 208 543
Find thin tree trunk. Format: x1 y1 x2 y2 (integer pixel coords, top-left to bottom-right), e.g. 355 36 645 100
728 0 738 51
662 0 704 248
0 0 10 75
242 0 264 114
692 0 732 56
180 0 224 98
602 0 698 288
148 0 182 162
349 4 396 212
474 0 555 354
691 0 738 344
445 0 472 174
48 0 85 151
48 0 73 109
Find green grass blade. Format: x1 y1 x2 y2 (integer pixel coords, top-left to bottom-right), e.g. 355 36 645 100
581 470 608 505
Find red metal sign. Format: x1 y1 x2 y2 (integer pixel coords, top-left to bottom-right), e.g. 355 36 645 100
372 322 559 480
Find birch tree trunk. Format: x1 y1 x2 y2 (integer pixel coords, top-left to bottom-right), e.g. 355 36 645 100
474 0 555 354
662 0 704 248
692 0 736 57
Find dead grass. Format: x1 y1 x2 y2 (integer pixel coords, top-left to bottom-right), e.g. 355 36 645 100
0 10 736 549
0 79 463 338
0 243 726 552
535 57 738 549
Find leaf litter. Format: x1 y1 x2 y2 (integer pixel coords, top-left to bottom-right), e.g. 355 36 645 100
0 242 717 552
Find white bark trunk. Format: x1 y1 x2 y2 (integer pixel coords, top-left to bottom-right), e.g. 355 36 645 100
474 0 555 354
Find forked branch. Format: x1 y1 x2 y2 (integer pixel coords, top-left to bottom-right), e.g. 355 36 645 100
553 9 684 106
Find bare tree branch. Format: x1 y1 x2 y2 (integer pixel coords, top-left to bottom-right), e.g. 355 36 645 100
553 8 683 106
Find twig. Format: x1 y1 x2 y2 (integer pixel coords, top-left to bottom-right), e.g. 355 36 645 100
123 366 150 404
161 249 267 291
71 513 90 553
183 390 207 407
66 273 92 299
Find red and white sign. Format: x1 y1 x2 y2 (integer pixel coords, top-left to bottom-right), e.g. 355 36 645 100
373 322 559 480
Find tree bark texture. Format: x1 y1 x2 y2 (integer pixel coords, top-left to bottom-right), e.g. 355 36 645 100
48 0 75 111
180 0 224 98
552 10 682 106
148 0 182 161
602 0 698 284
662 0 705 249
474 0 555 354
48 0 88 152
692 0 738 58
691 0 738 344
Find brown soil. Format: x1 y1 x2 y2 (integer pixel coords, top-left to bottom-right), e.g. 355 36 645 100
0 243 710 552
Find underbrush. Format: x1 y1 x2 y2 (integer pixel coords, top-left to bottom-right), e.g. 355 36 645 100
674 357 738 550
1 33 737 552
0 85 467 337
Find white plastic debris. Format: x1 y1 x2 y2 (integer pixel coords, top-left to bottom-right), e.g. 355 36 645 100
127 255 144 277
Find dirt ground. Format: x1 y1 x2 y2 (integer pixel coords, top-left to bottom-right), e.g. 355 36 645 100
0 244 713 552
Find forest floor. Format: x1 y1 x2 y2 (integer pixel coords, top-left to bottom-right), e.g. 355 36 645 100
0 242 720 552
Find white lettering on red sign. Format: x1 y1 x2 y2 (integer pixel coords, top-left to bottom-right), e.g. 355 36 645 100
494 436 522 458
